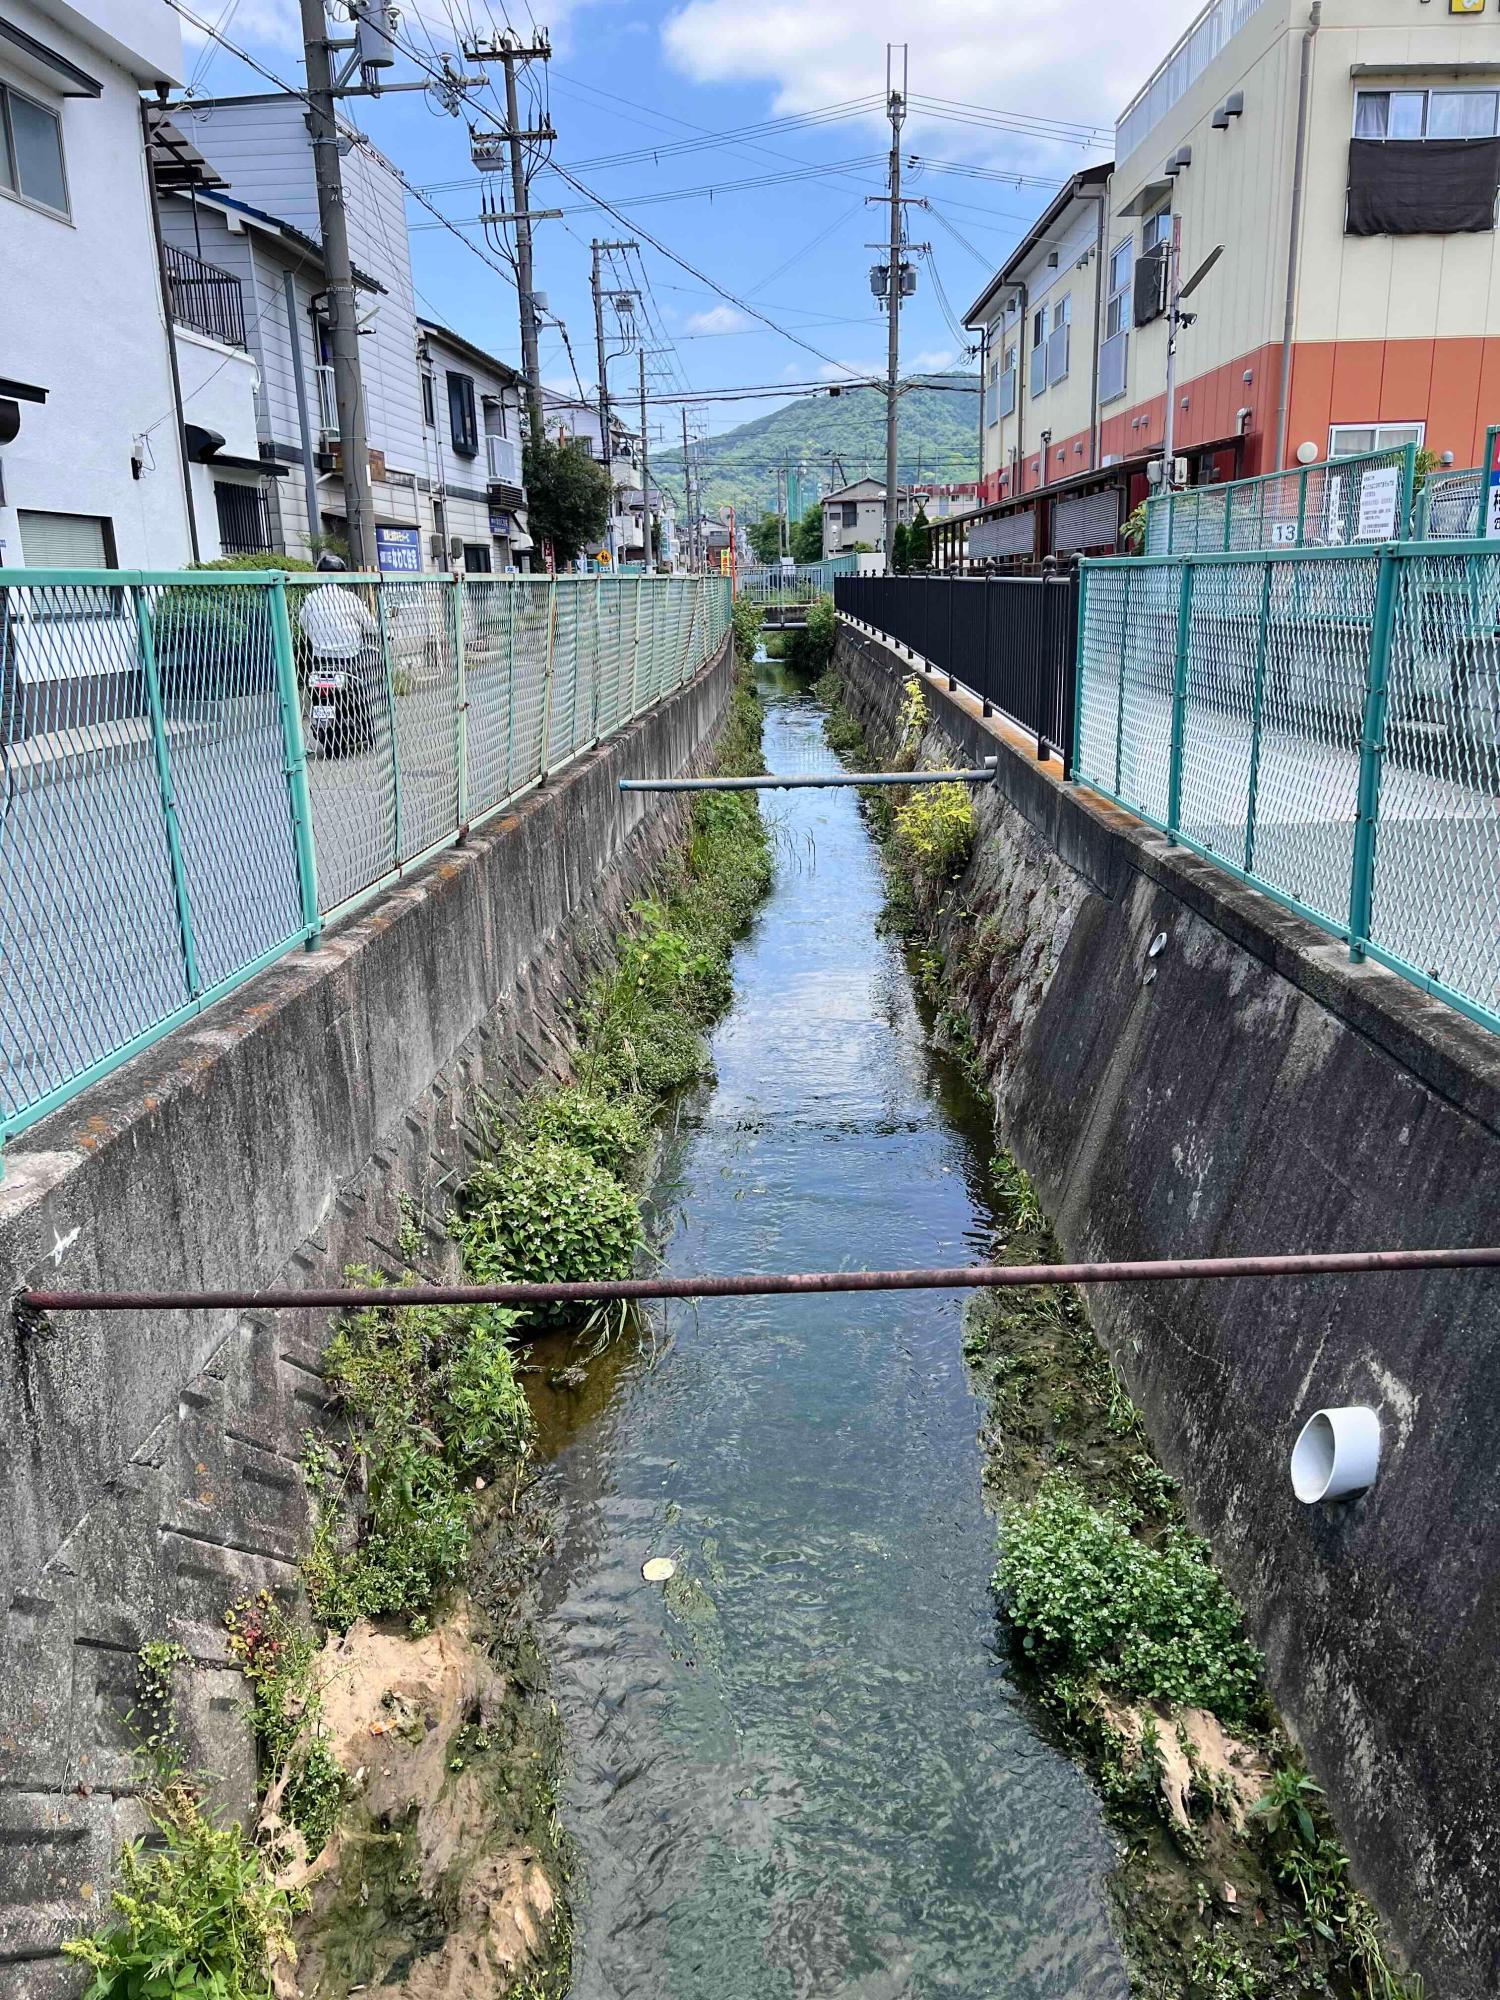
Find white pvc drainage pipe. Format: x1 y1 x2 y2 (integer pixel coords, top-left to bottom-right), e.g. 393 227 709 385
1290 1406 1382 1504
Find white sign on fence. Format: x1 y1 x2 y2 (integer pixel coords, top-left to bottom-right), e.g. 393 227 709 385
1270 522 1298 547
1356 465 1401 542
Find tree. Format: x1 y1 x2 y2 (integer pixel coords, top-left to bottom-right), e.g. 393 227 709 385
522 435 612 567
891 521 911 573
748 514 784 565
908 505 931 569
789 502 824 566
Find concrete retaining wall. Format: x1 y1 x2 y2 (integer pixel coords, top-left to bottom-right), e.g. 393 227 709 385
833 618 1500 2000
0 639 733 1991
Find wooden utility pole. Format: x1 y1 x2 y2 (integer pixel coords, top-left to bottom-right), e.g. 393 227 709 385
638 346 651 572
681 407 696 571
465 32 554 441
883 45 907 565
590 237 636 566
299 0 376 566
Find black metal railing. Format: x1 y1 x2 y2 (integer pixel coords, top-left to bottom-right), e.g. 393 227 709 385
165 243 248 348
834 569 1080 773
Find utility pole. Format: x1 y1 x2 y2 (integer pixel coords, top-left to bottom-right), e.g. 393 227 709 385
883 44 907 566
299 0 376 567
465 32 553 442
590 237 635 566
638 346 651 573
681 407 695 571
1162 214 1183 491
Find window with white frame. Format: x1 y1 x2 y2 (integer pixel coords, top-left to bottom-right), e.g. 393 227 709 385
1354 89 1500 140
1101 241 1132 403
1029 306 1048 397
1142 206 1172 251
1047 295 1071 385
1328 421 1424 458
1 79 69 217
999 340 1017 417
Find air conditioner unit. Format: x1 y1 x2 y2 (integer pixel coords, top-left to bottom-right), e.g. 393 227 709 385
428 533 446 559
449 534 464 559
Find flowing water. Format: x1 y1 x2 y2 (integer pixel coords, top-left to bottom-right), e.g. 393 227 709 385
526 668 1129 2000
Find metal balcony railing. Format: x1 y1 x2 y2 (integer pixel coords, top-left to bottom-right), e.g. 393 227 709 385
164 243 247 348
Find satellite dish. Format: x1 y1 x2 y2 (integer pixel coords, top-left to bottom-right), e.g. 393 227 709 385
1179 244 1224 300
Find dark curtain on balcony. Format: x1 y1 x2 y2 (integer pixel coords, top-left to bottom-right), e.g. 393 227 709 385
1346 137 1500 235
1134 243 1168 326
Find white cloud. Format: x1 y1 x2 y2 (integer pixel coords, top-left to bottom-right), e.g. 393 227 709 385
661 0 1200 159
684 304 753 335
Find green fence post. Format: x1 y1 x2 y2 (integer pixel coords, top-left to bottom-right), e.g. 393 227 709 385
1070 561 1089 783
1242 561 1274 874
1396 441 1417 543
1348 545 1400 961
136 584 202 998
450 573 469 831
375 584 403 864
633 574 644 714
505 582 518 794
1113 570 1130 798
539 579 559 780
268 574 321 941
1165 561 1195 840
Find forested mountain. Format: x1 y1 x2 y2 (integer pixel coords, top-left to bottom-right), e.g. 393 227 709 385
654 373 980 523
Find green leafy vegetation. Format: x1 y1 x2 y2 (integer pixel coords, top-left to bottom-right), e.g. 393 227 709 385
891 520 911 573
303 1283 532 1631
453 1140 644 1310
997 1477 1264 1726
892 778 975 878
64 1784 295 2000
731 593 763 662
907 505 932 568
780 594 837 675
789 502 824 565
226 1592 345 1856
63 1650 296 2000
748 514 783 564
522 434 613 566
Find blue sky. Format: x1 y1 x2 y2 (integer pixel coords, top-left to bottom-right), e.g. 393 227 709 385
179 0 1201 446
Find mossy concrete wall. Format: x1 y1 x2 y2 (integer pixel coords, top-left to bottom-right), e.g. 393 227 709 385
834 617 1500 2000
0 637 733 1994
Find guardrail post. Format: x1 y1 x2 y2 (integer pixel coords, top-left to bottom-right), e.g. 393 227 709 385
539 577 560 780
450 572 469 831
136 583 202 998
1068 562 1087 783
1165 560 1195 840
1242 560 1273 874
1348 545 1400 962
980 581 994 717
375 583 402 864
269 573 321 941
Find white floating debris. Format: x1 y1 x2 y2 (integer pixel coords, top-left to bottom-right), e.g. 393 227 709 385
642 1557 677 1583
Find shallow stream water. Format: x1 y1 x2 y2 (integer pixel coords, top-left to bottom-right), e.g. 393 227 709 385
526 666 1129 2000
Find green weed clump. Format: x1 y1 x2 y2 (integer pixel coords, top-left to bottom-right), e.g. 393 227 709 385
519 1088 645 1178
452 1138 643 1306
64 1785 294 2000
892 779 975 879
780 593 836 674
304 1285 532 1630
996 1475 1263 1727
226 1591 344 1856
731 594 763 661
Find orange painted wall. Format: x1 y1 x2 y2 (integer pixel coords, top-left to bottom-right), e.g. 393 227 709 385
979 335 1500 514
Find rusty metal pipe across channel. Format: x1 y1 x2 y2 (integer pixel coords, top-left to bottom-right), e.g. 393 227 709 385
21 1245 1500 1316
620 763 997 793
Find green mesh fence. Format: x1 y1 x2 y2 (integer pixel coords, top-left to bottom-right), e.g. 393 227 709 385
1076 542 1500 1035
0 568 731 1155
1144 445 1417 556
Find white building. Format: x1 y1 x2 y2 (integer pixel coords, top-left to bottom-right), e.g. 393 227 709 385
2 0 192 573
542 391 646 565
417 320 530 572
175 94 432 568
820 479 915 558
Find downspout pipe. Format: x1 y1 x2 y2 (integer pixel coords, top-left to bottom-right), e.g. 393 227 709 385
141 96 200 564
1276 1 1321 471
1086 187 1107 473
1015 282 1028 495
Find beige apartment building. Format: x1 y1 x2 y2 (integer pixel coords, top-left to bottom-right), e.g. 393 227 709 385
964 0 1500 560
